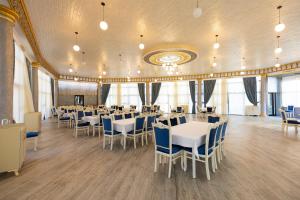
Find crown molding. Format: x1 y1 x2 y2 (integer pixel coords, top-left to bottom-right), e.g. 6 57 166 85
0 4 18 23
8 0 58 78
58 60 300 83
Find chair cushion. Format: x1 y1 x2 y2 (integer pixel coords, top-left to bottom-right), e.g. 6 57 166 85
77 122 90 127
157 145 183 154
60 117 70 120
184 144 213 155
127 129 143 135
26 131 39 138
287 120 300 124
104 130 121 135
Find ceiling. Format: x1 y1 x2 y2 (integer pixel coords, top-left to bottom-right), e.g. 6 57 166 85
23 0 300 78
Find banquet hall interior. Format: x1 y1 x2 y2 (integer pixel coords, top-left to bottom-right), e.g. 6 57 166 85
0 0 300 200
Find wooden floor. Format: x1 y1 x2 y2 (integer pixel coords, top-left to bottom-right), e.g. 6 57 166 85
0 116 300 200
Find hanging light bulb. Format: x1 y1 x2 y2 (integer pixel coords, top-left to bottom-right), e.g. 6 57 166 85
275 6 285 33
102 71 107 75
275 57 281 67
73 32 80 52
69 68 73 73
137 70 141 74
82 51 86 65
98 75 102 79
138 35 145 50
241 57 246 69
212 57 217 67
210 73 214 77
99 2 108 31
213 35 220 49
154 79 158 82
274 36 282 54
193 0 202 18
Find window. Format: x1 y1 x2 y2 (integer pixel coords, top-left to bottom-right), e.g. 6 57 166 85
106 84 118 106
121 83 142 110
282 75 300 107
38 70 52 119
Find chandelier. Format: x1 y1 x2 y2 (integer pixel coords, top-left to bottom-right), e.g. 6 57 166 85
162 62 178 75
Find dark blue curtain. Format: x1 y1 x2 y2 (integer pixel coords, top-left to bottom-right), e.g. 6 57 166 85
138 83 146 105
151 82 161 105
101 84 111 104
189 81 196 114
204 80 216 107
243 77 257 106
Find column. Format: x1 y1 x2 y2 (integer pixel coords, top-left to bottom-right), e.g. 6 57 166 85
97 83 102 105
197 79 202 109
260 74 268 117
117 83 121 106
0 5 18 121
146 81 150 105
54 79 59 107
31 62 40 112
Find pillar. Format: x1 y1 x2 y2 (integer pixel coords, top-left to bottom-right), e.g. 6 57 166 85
31 62 40 112
0 5 19 121
97 83 102 105
197 79 202 109
54 79 58 107
260 74 268 117
146 81 150 105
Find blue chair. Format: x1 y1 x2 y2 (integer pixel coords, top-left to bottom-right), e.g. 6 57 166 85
24 112 41 151
58 114 70 128
169 116 178 126
208 116 220 123
153 124 184 178
102 116 122 150
178 115 187 124
124 113 132 119
220 119 228 159
214 122 224 166
133 112 140 117
157 118 169 126
286 105 294 117
74 113 90 138
114 114 123 120
145 115 156 144
77 111 84 120
279 109 300 133
124 116 146 149
84 111 93 116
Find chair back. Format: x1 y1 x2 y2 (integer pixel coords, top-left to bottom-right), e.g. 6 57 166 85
77 111 84 120
146 115 156 129
208 116 220 123
98 113 105 126
287 105 294 111
207 124 218 151
24 112 42 132
178 115 187 124
157 118 169 126
102 116 113 134
124 113 132 119
221 120 228 139
133 112 140 117
84 111 93 116
135 116 145 132
215 122 223 145
279 109 287 122
207 107 213 113
176 106 183 113
114 114 123 120
169 117 178 126
153 124 171 152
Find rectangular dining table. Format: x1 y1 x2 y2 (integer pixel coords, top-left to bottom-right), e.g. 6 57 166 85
171 121 211 178
113 118 135 149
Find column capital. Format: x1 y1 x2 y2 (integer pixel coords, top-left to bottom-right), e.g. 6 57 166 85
0 5 19 24
32 61 41 68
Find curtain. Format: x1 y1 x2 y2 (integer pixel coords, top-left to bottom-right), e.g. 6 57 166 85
151 82 161 105
50 78 55 107
189 81 196 114
138 83 146 105
243 77 257 106
38 70 52 119
101 84 111 104
204 80 216 107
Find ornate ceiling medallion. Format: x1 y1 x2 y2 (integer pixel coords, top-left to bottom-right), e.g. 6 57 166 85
143 45 197 66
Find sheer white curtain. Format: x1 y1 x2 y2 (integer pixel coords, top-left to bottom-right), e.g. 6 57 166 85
38 70 52 119
121 83 142 110
282 75 300 106
13 43 34 123
106 84 118 106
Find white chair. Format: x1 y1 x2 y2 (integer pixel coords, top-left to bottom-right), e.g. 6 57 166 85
123 116 146 149
102 116 122 150
24 112 42 151
73 113 90 138
279 109 300 133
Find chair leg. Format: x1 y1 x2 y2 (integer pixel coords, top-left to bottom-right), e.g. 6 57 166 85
214 152 218 170
134 136 137 149
75 128 78 138
217 147 221 164
110 137 113 150
145 131 148 145
154 152 158 172
93 126 95 137
142 134 144 146
205 158 210 181
34 137 38 151
103 136 106 149
168 156 172 178
211 155 216 173
14 170 19 176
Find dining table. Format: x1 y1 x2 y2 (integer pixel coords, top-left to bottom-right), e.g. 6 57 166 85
171 121 212 178
113 118 135 149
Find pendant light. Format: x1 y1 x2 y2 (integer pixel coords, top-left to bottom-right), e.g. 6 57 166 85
193 0 202 18
275 57 281 67
82 51 86 65
138 35 145 50
275 6 285 33
241 57 246 69
213 35 220 49
99 2 108 31
73 32 80 52
212 56 217 67
69 64 73 73
274 36 282 54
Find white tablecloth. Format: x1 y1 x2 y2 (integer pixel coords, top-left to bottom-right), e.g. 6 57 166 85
113 118 135 136
171 121 211 155
82 115 99 126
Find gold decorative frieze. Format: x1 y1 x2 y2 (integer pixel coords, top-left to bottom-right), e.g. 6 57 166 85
8 0 58 77
0 4 19 23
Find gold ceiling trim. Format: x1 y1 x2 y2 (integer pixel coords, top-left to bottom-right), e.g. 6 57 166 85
8 0 58 78
58 61 300 83
0 4 19 24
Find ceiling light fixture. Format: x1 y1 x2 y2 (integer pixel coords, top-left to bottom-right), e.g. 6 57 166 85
82 51 86 65
212 56 217 67
102 71 107 75
138 35 145 50
137 70 141 74
274 35 282 54
275 57 281 67
210 73 214 77
241 57 246 69
98 75 102 79
69 64 73 73
99 2 108 31
275 5 285 33
213 35 220 49
193 0 202 18
73 32 80 52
